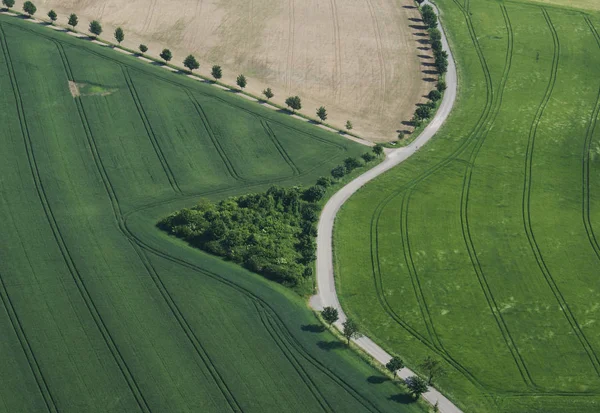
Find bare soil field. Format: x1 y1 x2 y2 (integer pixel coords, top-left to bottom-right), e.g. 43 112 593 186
33 0 429 141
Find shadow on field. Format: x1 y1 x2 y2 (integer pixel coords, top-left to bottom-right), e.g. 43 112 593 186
417 46 430 51
367 375 389 384
389 393 416 404
301 324 325 333
418 54 432 59
421 61 437 67
413 32 428 37
410 24 429 30
317 341 345 351
422 69 439 75
403 5 417 8
423 77 437 82
408 17 423 22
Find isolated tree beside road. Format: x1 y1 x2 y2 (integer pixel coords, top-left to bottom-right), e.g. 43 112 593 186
345 120 353 131
47 9 57 24
236 74 247 90
211 65 222 81
405 375 428 399
428 89 442 102
67 13 78 30
114 27 124 45
373 144 384 157
89 20 102 38
285 96 302 113
22 1 36 17
386 357 404 378
184 55 199 72
420 356 445 384
321 306 338 326
2 0 15 11
160 48 172 63
342 318 361 345
139 44 148 54
316 106 327 123
263 87 274 101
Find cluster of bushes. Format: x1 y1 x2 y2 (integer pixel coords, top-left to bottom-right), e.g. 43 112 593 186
412 3 448 126
158 147 381 290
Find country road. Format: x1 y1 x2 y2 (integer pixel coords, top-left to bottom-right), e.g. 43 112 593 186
310 2 463 412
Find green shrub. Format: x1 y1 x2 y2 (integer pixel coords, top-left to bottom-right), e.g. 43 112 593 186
331 165 347 179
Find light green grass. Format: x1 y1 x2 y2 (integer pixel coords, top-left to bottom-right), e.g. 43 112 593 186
0 15 424 413
334 0 600 412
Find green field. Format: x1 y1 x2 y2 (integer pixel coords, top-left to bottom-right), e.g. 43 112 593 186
335 0 600 412
0 15 425 412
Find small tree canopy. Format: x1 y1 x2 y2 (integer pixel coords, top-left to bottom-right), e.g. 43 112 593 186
385 357 404 376
47 9 57 22
68 13 78 28
428 89 442 101
373 144 384 157
344 157 362 171
342 319 362 345
2 0 15 10
22 1 36 16
236 74 247 89
331 165 346 179
183 55 200 72
160 49 172 63
437 80 447 92
316 106 327 123
415 105 432 120
303 185 326 202
89 20 102 37
285 96 302 112
321 306 339 325
345 120 353 130
139 44 148 53
114 27 124 44
420 356 445 384
263 87 274 100
211 65 222 80
405 376 428 398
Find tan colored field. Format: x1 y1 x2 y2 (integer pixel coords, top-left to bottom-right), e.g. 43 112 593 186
32 0 430 141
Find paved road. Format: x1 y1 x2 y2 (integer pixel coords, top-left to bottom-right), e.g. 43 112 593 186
310 2 463 412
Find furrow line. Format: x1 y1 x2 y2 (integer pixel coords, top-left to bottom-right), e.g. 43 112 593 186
260 119 300 175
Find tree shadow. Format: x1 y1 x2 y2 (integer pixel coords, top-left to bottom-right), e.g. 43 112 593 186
367 375 389 384
409 24 429 30
418 54 432 59
422 69 439 75
417 46 430 51
402 120 416 127
402 5 417 8
423 77 437 82
421 61 436 67
389 393 417 404
317 341 345 351
301 324 325 333
408 17 423 22
417 38 430 45
413 32 428 37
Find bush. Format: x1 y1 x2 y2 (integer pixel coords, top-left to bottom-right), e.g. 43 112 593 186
415 105 432 120
316 176 332 187
303 185 326 202
428 28 441 42
437 80 447 92
431 40 442 52
344 157 362 171
331 165 347 179
361 152 376 163
428 89 442 101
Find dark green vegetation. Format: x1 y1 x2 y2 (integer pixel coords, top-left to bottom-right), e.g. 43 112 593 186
0 14 424 413
335 0 600 412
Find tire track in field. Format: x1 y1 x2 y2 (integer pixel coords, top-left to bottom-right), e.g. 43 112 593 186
122 67 183 194
252 301 333 413
260 119 301 175
141 0 157 33
583 17 600 261
364 0 386 113
56 43 244 413
286 0 295 93
456 5 537 389
522 9 600 377
0 26 149 413
183 89 248 182
328 0 342 102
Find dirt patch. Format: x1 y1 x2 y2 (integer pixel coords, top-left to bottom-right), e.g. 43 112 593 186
40 0 429 141
68 80 80 97
68 80 117 97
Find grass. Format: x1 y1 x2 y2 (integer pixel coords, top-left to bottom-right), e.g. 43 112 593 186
0 14 425 413
334 0 600 412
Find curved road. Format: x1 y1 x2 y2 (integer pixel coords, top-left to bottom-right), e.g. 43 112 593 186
310 2 462 412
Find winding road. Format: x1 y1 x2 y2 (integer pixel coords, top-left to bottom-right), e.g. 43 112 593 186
310 2 462 412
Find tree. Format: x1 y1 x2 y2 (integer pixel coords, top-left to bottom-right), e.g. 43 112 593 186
361 152 376 163
428 90 442 102
316 106 327 123
47 9 57 24
160 48 172 63
428 28 441 42
2 0 15 10
263 87 274 101
405 376 428 399
321 306 339 326
344 157 362 171
285 95 302 113
303 185 326 202
114 27 124 45
211 65 222 81
89 20 102 38
183 55 200 72
345 120 353 131
139 44 148 54
385 357 404 377
68 13 78 30
433 401 440 412
342 318 361 345
431 39 442 52
420 356 445 384
331 165 346 179
398 131 405 140
373 144 384 157
22 1 36 16
437 80 447 92
236 74 247 90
